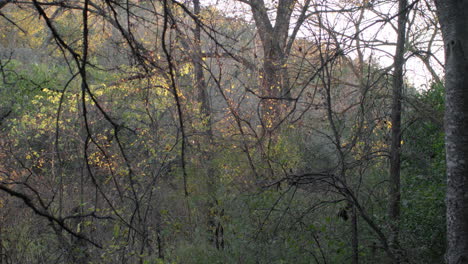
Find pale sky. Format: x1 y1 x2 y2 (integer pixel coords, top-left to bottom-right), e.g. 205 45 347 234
201 0 444 89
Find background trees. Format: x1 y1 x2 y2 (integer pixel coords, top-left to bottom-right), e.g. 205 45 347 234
0 0 452 263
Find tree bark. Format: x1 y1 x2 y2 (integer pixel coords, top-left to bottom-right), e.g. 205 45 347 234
0 219 3 264
389 0 407 261
193 0 211 121
351 204 359 264
192 0 223 249
242 0 296 127
434 1 468 263
0 0 10 10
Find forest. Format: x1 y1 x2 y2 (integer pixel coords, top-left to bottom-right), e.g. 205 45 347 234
0 0 466 263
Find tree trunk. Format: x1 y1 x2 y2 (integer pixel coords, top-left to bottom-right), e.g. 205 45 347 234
0 0 10 10
389 0 407 261
434 1 468 263
193 0 223 249
193 0 211 121
246 0 294 127
351 204 359 264
0 219 3 264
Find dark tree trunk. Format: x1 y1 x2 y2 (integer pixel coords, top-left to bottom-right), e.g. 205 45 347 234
0 220 3 264
351 205 359 264
389 0 407 261
249 0 292 97
0 0 10 10
193 0 211 122
156 227 164 259
192 0 223 249
434 1 468 263
244 0 296 127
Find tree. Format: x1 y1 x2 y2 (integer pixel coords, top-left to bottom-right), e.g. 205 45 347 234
434 1 468 263
0 0 453 263
389 0 407 260
237 0 311 129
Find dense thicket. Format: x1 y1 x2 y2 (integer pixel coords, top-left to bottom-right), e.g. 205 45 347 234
0 1 452 263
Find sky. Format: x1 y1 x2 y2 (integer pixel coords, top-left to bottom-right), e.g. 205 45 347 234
201 0 443 89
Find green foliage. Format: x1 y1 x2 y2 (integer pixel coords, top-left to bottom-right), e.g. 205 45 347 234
0 2 448 264
400 82 446 262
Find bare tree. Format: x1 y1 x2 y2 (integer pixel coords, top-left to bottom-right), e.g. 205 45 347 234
389 0 408 261
236 0 311 129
